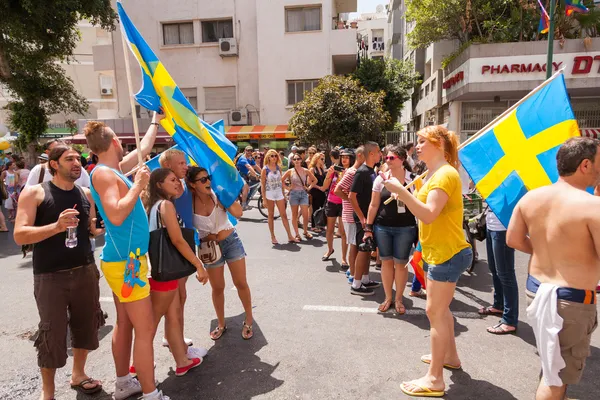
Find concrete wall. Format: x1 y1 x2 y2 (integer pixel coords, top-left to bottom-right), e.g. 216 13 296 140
356 14 388 58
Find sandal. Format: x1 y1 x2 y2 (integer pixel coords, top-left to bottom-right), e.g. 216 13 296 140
395 301 406 315
478 306 503 316
210 326 227 340
409 289 427 299
378 299 393 313
322 249 334 261
295 234 302 242
70 377 102 395
242 321 253 340
271 238 279 245
420 354 462 370
487 322 517 335
400 381 444 398
304 232 313 240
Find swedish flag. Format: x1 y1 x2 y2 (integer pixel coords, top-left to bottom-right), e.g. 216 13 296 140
117 2 242 207
459 73 580 228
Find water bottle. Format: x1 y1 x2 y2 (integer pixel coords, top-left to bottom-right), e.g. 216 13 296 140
65 226 78 248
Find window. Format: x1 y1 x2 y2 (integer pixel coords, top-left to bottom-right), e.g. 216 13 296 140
204 86 236 110
431 78 436 92
372 29 384 51
287 80 319 105
572 98 600 128
419 88 424 100
285 6 321 32
201 19 234 43
425 84 429 96
163 22 194 45
181 88 198 110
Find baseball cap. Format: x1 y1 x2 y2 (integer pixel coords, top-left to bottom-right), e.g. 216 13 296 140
291 145 298 151
38 153 49 161
244 145 253 151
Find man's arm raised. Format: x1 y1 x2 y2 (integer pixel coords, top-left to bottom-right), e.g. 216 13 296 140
507 202 532 254
119 111 165 174
92 166 150 227
13 186 79 245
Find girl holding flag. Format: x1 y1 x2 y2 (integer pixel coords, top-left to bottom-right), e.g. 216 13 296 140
382 125 472 398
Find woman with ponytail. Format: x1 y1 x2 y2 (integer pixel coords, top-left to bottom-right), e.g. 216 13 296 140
382 126 472 398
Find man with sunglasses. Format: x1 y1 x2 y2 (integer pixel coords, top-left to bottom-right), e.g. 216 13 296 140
236 146 261 210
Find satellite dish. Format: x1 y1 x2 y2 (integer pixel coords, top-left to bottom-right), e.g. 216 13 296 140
376 4 384 13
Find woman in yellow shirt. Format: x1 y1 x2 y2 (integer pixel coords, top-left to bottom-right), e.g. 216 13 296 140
383 125 472 398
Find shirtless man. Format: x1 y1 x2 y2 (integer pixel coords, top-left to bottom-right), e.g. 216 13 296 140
84 112 170 400
507 137 600 400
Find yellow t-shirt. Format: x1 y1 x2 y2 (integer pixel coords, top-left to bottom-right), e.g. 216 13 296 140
416 164 470 265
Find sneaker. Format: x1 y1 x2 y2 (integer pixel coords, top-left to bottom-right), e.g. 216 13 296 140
114 377 142 400
348 276 354 285
345 269 351 277
162 337 193 347
362 280 381 289
351 285 375 296
175 357 202 376
187 346 208 358
145 390 171 400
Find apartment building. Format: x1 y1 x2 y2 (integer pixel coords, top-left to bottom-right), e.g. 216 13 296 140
387 1 600 142
355 6 388 60
68 0 358 152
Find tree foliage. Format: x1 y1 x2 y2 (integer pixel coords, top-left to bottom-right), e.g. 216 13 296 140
405 0 600 50
289 75 390 148
0 0 118 151
352 58 421 130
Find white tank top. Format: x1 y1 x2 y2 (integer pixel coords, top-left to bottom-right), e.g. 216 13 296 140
192 192 234 239
264 166 282 197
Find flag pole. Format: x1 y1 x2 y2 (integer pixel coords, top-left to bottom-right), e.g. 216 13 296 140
119 22 144 167
546 0 556 79
384 68 565 205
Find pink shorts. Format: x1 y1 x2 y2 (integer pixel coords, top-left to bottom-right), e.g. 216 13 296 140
148 278 178 292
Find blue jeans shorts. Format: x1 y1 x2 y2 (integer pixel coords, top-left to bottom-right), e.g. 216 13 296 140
373 225 417 264
425 247 472 283
204 230 246 269
289 190 309 206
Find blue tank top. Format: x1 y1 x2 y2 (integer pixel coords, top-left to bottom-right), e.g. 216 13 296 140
90 165 149 262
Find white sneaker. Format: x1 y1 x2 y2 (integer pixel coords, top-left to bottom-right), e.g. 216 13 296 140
187 346 208 358
114 378 142 400
146 390 170 400
162 337 193 347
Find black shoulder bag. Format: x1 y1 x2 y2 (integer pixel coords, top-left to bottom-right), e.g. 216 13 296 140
148 201 197 282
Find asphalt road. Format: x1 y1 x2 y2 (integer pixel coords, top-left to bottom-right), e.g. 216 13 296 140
0 206 599 400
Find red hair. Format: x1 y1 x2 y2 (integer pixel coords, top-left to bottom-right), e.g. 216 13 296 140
417 125 460 169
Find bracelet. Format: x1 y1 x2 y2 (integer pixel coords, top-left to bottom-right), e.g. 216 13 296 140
365 223 373 230
151 122 159 126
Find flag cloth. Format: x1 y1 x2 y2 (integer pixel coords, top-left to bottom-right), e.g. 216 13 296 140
458 73 580 228
408 242 426 289
117 2 243 207
538 0 551 34
565 0 589 16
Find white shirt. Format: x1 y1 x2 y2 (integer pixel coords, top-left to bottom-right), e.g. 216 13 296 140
458 165 470 195
486 210 506 231
25 163 90 188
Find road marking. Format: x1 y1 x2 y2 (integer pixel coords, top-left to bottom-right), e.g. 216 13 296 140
99 297 113 303
302 305 481 319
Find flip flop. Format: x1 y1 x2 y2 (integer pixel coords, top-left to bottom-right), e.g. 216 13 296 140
400 381 445 398
378 299 393 313
420 354 462 370
478 306 503 316
210 326 227 340
487 323 517 335
242 321 253 340
322 249 334 261
70 378 102 395
394 301 406 315
304 232 313 240
271 238 279 245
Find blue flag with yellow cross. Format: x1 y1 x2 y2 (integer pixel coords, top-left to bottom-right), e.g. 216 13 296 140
458 73 580 228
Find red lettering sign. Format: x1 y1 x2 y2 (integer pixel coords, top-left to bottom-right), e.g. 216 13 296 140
479 55 600 76
443 71 464 90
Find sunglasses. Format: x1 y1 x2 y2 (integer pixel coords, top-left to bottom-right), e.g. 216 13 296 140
385 156 401 161
193 176 212 184
294 158 302 161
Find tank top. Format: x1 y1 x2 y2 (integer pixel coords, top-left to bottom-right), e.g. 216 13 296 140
149 200 183 231
192 191 234 239
90 166 149 262
290 168 307 192
33 182 93 274
264 166 282 194
4 171 16 192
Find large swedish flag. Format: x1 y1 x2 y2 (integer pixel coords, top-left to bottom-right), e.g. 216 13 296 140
117 2 242 207
459 73 580 228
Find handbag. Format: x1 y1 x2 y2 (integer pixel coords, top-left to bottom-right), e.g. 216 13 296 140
470 206 489 242
196 195 222 265
148 201 197 282
313 206 326 227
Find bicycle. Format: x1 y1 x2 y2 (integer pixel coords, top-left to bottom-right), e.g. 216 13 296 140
240 179 281 220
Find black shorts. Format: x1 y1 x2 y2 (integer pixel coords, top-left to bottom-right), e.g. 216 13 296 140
355 222 366 246
325 201 342 218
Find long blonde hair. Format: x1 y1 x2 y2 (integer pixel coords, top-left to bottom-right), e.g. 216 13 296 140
308 152 324 170
417 125 460 169
264 149 281 168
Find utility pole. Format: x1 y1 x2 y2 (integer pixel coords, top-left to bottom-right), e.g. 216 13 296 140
546 0 556 79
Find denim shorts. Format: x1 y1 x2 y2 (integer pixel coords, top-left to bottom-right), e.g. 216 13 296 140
204 230 246 269
289 190 309 206
425 247 473 283
373 225 417 263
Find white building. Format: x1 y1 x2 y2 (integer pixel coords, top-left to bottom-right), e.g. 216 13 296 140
73 0 358 151
355 5 388 60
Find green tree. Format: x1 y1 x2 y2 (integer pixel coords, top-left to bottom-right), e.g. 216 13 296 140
289 75 390 148
0 1 117 158
353 58 421 130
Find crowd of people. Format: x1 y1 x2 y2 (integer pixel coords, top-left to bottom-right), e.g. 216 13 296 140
2 116 599 399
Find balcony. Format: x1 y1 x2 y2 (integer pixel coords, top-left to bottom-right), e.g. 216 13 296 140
331 27 358 74
334 0 358 14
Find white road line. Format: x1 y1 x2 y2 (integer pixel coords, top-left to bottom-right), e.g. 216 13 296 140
302 305 481 319
99 297 113 303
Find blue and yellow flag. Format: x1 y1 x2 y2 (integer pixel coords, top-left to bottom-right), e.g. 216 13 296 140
459 73 580 228
117 2 242 207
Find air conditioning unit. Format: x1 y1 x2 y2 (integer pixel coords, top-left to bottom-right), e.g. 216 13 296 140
229 109 248 125
100 76 113 96
219 38 238 57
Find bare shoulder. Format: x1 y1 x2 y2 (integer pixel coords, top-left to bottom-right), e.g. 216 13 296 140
19 184 45 204
91 166 117 184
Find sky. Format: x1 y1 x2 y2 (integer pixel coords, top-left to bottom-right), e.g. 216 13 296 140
349 0 386 19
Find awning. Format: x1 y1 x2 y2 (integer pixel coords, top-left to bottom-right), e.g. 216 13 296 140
225 125 296 141
68 132 173 145
581 128 600 139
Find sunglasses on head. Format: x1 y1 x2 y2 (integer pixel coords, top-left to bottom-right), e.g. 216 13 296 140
194 176 212 184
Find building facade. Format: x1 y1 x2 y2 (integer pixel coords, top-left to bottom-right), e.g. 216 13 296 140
355 6 388 61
